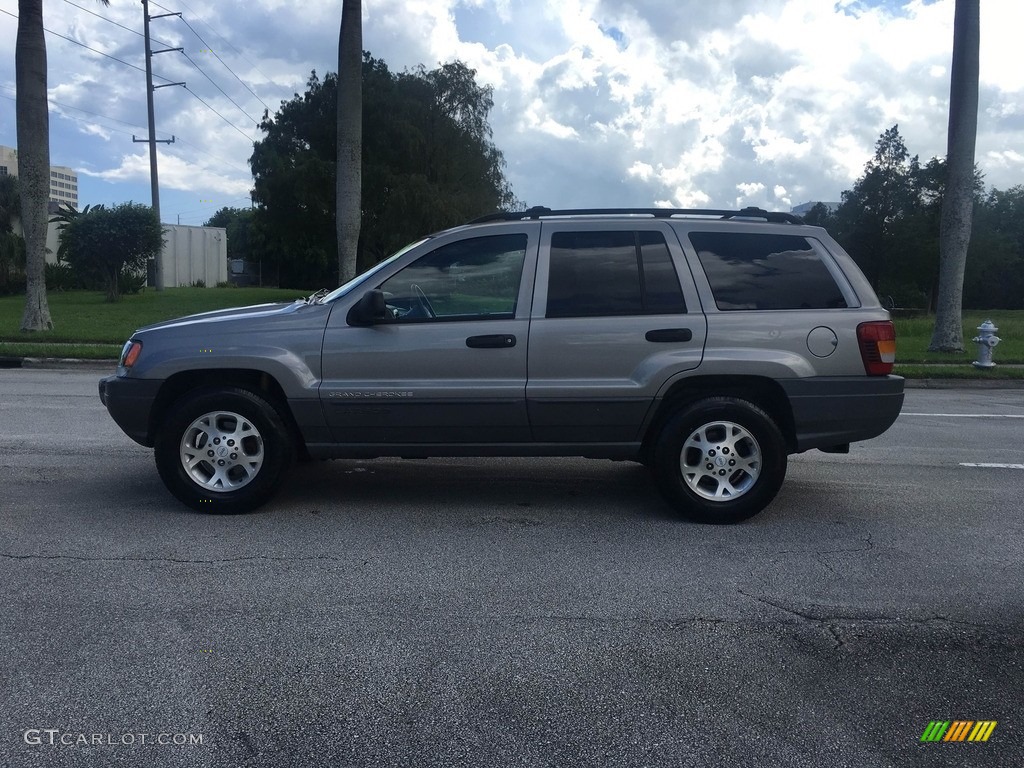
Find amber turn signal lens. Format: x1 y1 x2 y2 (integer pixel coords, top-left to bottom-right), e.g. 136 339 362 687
122 340 142 368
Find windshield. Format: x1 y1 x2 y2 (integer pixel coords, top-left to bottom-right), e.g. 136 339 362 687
320 238 431 303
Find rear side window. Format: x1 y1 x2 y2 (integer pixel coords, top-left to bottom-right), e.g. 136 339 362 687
689 232 847 311
546 231 686 318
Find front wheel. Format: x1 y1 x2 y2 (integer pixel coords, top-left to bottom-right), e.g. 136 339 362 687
652 397 787 524
154 387 293 513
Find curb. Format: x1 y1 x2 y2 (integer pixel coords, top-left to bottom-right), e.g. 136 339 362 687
1 357 116 371
902 377 1024 390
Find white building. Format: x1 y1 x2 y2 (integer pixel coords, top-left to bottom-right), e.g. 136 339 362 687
0 145 79 208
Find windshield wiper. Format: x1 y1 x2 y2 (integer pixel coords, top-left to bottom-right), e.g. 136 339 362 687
304 288 331 305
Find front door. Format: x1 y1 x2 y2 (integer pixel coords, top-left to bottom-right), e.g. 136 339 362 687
320 228 538 444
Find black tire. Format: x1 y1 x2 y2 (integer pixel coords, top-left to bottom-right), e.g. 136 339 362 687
652 397 787 524
154 387 293 514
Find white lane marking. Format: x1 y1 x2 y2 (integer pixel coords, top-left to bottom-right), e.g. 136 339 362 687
901 413 1024 418
959 463 1024 470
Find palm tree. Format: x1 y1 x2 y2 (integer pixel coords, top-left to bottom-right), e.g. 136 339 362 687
336 0 362 284
929 0 980 352
16 0 108 331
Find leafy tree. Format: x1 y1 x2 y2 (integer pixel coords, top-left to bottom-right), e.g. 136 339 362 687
828 127 987 312
963 187 1024 310
16 0 109 331
250 72 338 288
0 174 26 293
204 206 255 261
832 126 922 292
55 203 163 302
250 55 518 288
799 202 835 228
336 0 362 284
0 173 19 232
930 0 980 352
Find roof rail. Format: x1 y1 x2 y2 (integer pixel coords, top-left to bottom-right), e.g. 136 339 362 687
467 206 804 225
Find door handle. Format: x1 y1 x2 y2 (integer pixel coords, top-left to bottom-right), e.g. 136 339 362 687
466 334 517 348
645 328 693 343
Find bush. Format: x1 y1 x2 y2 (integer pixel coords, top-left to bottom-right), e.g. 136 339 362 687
215 281 235 288
46 262 79 291
190 279 206 288
118 269 147 295
54 203 162 302
0 274 26 297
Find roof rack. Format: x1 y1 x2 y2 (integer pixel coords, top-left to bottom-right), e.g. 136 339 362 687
468 206 804 225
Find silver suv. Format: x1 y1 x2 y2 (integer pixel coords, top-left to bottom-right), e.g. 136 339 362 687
99 207 904 523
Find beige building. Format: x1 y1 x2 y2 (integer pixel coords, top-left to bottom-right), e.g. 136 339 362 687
0 144 79 209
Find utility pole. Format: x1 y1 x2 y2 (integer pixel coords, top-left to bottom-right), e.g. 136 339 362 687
134 0 183 291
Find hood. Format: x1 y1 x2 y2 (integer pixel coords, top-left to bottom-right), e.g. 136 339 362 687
135 301 307 334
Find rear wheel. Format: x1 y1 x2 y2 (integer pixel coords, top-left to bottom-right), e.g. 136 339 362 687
653 397 787 524
154 387 293 513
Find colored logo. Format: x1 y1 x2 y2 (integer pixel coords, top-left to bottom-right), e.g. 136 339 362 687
920 721 997 743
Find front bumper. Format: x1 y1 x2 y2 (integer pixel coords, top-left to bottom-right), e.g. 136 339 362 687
99 375 162 447
780 375 905 452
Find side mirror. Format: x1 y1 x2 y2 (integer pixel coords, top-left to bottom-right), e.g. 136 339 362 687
347 289 391 326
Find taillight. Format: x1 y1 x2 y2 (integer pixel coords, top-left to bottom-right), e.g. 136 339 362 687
857 321 896 375
120 340 142 369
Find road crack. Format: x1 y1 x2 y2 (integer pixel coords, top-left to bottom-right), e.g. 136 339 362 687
737 588 1009 650
0 551 367 566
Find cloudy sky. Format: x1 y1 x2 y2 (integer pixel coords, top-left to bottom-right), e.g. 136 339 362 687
0 0 1022 226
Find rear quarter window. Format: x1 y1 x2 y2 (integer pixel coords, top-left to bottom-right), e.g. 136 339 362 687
689 232 848 311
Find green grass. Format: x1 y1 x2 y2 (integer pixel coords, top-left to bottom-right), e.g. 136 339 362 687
0 287 310 345
0 342 121 360
894 311 1024 364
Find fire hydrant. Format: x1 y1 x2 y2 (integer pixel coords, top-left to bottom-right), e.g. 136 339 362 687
972 319 1001 369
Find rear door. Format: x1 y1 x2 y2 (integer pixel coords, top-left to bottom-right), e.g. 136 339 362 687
526 221 706 442
320 226 538 444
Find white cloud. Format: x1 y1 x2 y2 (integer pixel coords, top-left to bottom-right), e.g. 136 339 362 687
82 151 252 198
1 0 1021 225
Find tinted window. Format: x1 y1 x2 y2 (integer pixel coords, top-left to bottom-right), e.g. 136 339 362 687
639 231 686 314
547 231 686 318
689 232 847 311
379 234 527 321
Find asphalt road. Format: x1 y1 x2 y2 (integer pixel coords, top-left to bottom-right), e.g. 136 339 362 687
1 368 1021 768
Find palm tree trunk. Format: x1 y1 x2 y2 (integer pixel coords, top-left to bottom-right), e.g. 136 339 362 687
16 0 53 331
336 0 362 284
929 0 979 352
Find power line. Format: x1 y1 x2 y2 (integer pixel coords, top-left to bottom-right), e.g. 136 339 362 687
2 8 257 149
61 0 175 48
179 16 271 112
0 86 251 176
57 0 261 127
164 136 252 176
181 51 260 125
0 7 174 83
0 84 164 137
0 91 138 140
150 0 271 112
183 86 255 143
